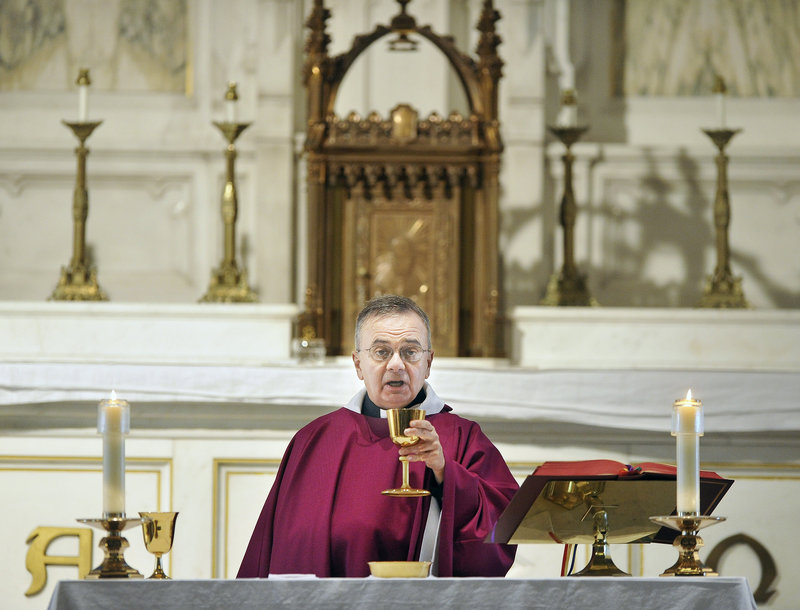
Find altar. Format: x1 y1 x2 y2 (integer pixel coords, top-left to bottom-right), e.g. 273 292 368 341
2 302 799 608
48 577 757 609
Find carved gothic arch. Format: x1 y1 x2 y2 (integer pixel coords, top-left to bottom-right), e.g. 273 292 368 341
299 0 504 357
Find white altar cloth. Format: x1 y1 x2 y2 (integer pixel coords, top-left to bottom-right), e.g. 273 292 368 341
47 577 757 610
1 360 798 433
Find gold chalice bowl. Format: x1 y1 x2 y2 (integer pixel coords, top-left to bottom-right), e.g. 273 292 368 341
139 511 178 579
382 408 430 497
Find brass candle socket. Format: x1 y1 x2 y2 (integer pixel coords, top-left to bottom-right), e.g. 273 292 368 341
50 121 108 301
199 121 258 303
698 128 748 308
541 126 597 307
77 516 143 579
650 514 726 576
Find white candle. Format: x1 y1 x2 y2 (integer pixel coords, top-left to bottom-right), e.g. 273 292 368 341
556 88 578 128
98 391 130 517
77 68 90 122
713 75 727 129
672 390 704 515
225 81 238 123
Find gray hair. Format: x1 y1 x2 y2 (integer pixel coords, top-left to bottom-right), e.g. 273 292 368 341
354 295 432 350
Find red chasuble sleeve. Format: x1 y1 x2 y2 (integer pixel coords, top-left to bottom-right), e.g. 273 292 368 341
431 413 518 576
237 407 517 578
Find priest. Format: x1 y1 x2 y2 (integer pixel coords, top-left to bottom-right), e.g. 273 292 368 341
237 295 518 578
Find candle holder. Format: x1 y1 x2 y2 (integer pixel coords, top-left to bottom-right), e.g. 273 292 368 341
199 119 258 303
540 126 597 306
698 128 748 308
50 120 108 301
649 514 726 576
571 508 629 577
77 516 143 578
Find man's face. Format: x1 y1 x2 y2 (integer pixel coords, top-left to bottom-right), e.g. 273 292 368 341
353 311 433 409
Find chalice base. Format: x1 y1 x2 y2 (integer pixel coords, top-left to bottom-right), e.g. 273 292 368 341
381 487 431 497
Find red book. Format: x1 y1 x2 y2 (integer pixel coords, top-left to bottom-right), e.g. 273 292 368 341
536 459 724 479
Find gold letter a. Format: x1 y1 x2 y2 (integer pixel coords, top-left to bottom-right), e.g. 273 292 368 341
25 527 93 596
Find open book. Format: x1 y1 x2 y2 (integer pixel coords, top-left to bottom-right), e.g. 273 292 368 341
535 459 724 479
488 460 732 546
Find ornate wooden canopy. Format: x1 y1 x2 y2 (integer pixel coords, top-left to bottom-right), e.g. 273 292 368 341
298 0 503 357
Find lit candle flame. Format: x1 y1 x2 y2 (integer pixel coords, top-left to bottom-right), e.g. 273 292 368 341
110 389 117 401
685 389 693 401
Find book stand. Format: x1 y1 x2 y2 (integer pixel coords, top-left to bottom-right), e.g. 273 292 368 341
488 465 732 577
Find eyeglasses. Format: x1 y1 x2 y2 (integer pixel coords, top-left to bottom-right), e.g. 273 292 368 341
357 344 430 363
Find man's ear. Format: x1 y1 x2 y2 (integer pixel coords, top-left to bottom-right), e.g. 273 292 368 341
353 352 365 380
424 351 433 379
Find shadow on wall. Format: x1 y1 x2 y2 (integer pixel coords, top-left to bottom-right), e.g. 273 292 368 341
502 146 800 309
591 148 712 307
596 148 800 308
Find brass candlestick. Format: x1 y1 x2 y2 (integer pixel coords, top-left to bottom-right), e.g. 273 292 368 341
77 516 143 579
650 514 726 576
541 126 597 306
200 83 258 302
50 119 108 301
698 128 748 308
199 120 257 302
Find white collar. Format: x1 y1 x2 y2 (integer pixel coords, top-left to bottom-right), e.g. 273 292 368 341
344 382 445 417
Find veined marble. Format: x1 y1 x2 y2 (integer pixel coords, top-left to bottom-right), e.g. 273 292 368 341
615 0 800 97
0 0 188 92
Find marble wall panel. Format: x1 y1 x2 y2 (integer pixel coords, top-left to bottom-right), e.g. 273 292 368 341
613 0 800 97
0 0 189 93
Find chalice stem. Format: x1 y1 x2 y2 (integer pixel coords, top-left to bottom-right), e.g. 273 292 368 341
151 554 168 579
400 456 411 490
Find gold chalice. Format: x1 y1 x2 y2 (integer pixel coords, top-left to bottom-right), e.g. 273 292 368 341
382 408 431 497
139 511 178 579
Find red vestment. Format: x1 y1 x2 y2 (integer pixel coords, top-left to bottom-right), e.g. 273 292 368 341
237 403 517 578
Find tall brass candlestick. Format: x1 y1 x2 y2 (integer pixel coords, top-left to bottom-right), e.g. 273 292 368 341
200 83 258 302
50 116 108 301
698 127 748 308
541 126 596 306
